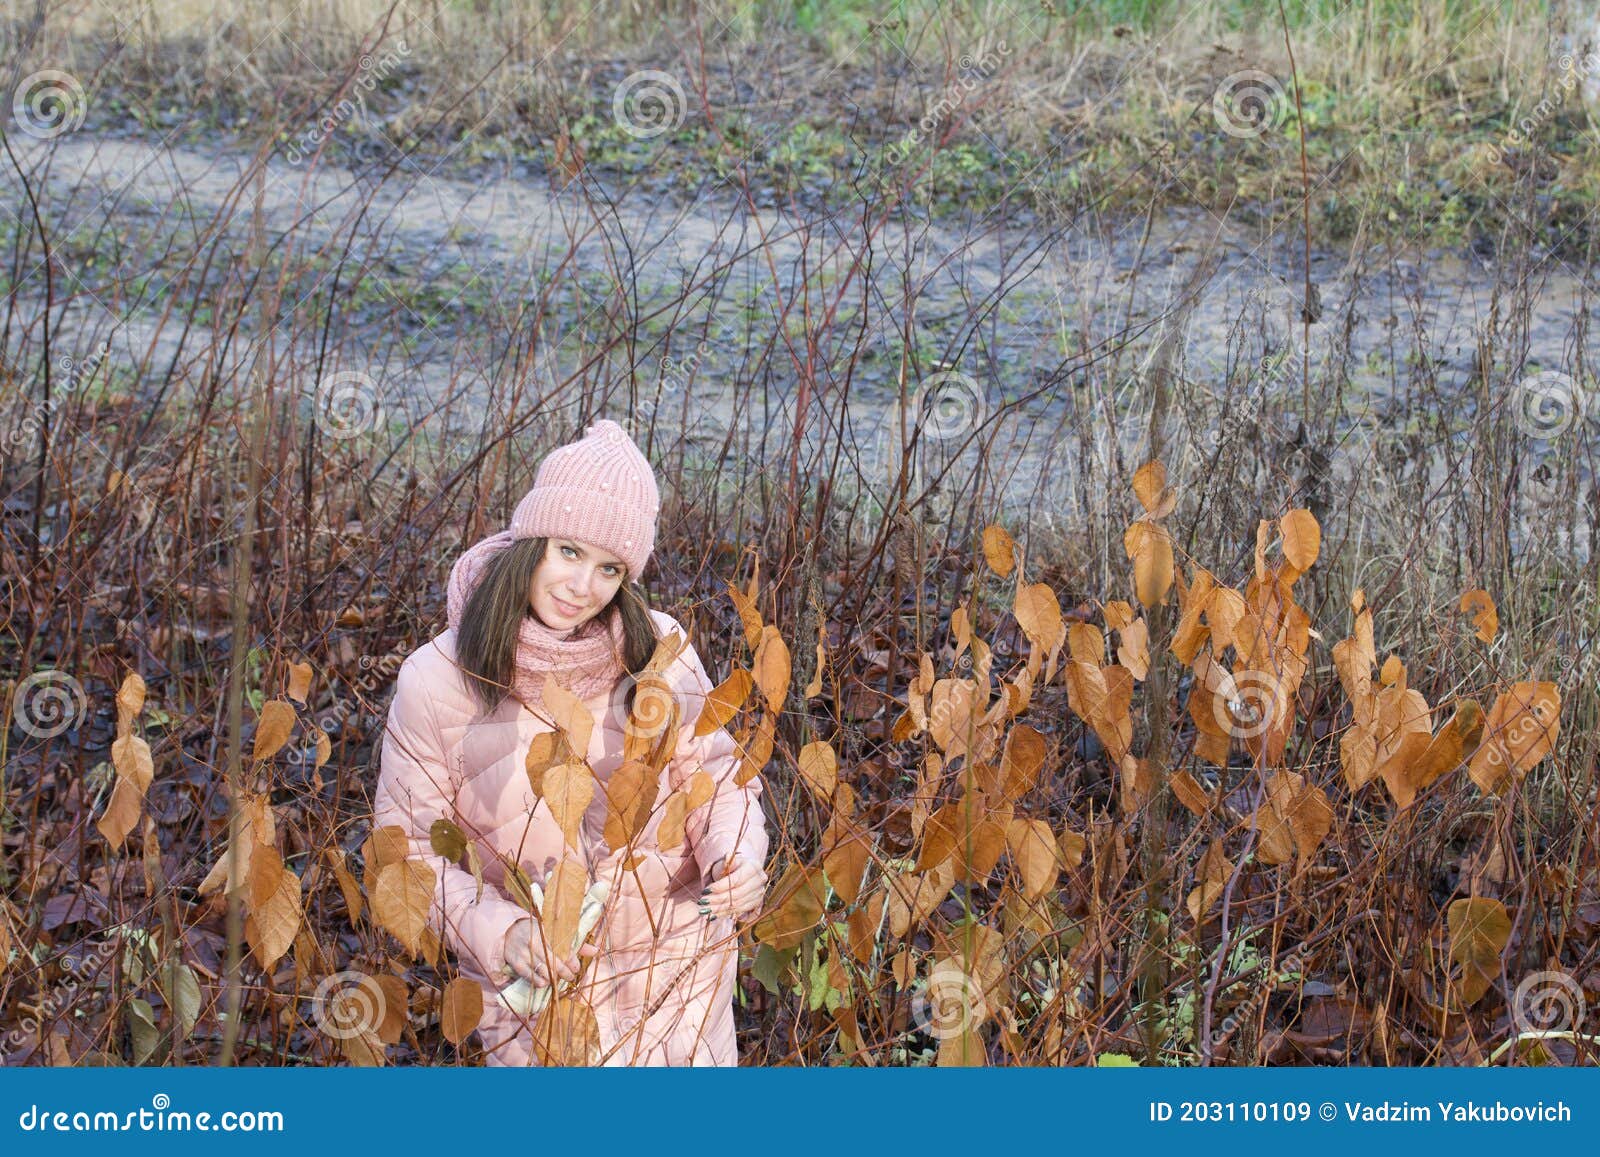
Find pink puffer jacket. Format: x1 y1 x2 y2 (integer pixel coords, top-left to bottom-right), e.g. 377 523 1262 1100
371 610 770 1066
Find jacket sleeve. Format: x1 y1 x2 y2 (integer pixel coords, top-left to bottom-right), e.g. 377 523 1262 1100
667 638 771 881
371 652 528 983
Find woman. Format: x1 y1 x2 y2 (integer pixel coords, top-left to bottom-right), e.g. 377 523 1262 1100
371 419 770 1066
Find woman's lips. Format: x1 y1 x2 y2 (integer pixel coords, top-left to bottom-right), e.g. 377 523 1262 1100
552 595 584 616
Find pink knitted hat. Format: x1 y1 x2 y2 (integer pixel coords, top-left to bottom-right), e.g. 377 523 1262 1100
508 418 660 578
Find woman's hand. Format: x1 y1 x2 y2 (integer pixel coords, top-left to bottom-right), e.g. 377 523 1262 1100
502 916 581 986
698 853 768 921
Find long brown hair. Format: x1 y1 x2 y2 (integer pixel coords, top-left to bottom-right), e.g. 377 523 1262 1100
454 536 661 715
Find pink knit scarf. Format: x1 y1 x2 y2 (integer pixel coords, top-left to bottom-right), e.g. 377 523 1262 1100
445 530 628 717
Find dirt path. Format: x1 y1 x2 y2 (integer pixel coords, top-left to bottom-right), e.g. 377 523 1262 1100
5 132 1597 543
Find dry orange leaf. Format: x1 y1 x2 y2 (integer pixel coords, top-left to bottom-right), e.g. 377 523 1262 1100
440 977 484 1046
541 676 594 756
1447 897 1510 1005
1013 582 1065 654
981 524 1016 577
541 762 596 851
602 759 658 848
244 844 303 970
695 668 753 736
753 626 792 712
1279 508 1321 572
1458 589 1499 644
797 740 840 803
1131 460 1175 516
286 661 313 705
1124 520 1175 607
1186 841 1233 924
1005 818 1061 900
1468 682 1560 794
656 791 688 851
370 858 433 956
252 700 296 762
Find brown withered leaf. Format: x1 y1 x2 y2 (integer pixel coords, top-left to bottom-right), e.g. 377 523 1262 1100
531 992 601 1066
1169 768 1214 817
847 893 886 964
752 862 829 950
1005 818 1060 900
656 791 688 851
252 699 296 762
981 524 1017 577
324 846 362 922
684 768 716 812
1187 842 1233 924
1057 828 1086 870
1068 623 1105 666
286 661 314 705
804 641 825 699
1170 566 1218 663
886 857 957 938
96 777 145 848
1279 508 1321 574
1131 460 1173 516
1102 600 1135 631
1013 582 1065 654
524 731 567 796
371 858 434 956
603 760 658 849
734 710 774 787
541 676 594 756
927 678 980 759
1458 589 1498 644
1382 700 1483 810
725 579 763 652
1468 682 1560 794
541 762 596 850
995 723 1046 802
753 627 791 712
822 822 872 905
244 844 302 970
1124 519 1175 608
1115 617 1149 680
1447 897 1510 1005
797 740 839 803
363 824 410 877
115 671 146 735
540 858 589 958
440 977 484 1046
695 668 753 736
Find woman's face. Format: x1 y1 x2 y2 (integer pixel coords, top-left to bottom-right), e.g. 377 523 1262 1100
528 538 627 632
